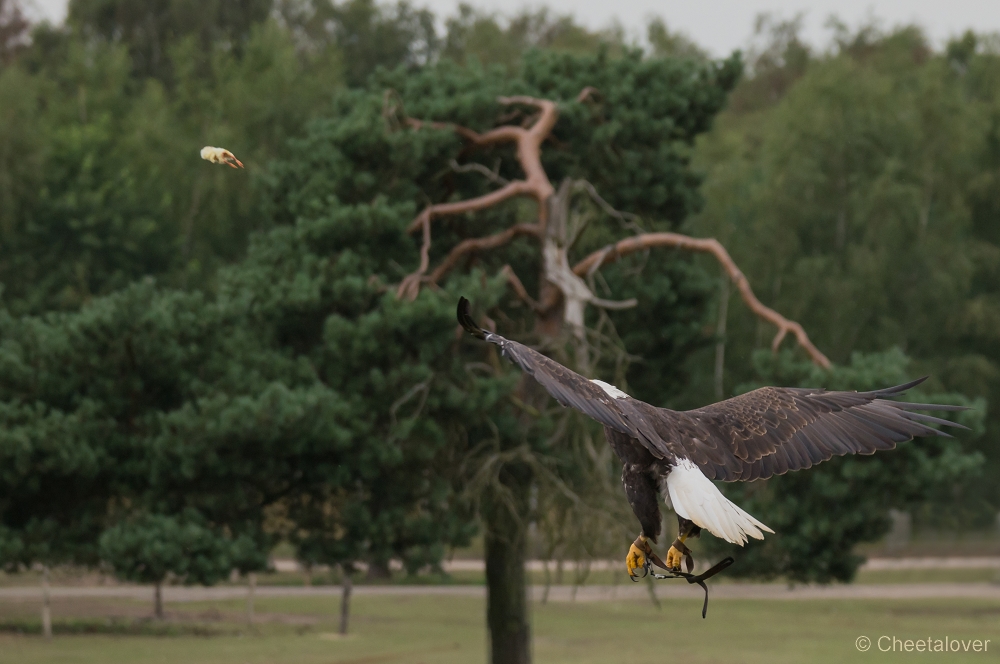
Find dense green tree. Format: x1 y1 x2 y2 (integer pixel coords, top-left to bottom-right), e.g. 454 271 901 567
0 275 325 629
206 203 498 574
0 199 498 629
441 4 625 70
0 0 28 65
271 47 738 663
0 17 340 315
67 0 272 80
646 17 706 60
690 22 1000 529
100 512 242 618
320 0 437 87
0 0 671 318
0 281 234 633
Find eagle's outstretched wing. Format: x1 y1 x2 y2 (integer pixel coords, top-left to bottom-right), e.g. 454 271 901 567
661 381 969 481
458 297 671 459
458 298 968 481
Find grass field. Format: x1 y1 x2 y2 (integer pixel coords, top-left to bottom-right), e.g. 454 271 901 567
4 565 1000 589
161 566 1000 588
1 592 997 664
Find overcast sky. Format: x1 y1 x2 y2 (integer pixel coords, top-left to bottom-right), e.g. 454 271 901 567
23 0 1000 57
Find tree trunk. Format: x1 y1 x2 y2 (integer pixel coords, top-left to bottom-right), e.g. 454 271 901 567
41 566 52 641
540 559 551 605
339 566 352 635
480 243 558 664
365 559 392 581
154 581 164 620
483 463 532 664
246 573 256 627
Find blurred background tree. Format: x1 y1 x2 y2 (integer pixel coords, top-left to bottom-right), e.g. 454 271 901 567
66 0 273 80
0 0 28 64
690 17 1000 532
100 512 242 619
0 0 341 315
441 3 626 69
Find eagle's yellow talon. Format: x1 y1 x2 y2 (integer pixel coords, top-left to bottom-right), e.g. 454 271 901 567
666 545 683 571
626 537 650 580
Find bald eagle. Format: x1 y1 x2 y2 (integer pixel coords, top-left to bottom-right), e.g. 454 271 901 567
457 298 966 581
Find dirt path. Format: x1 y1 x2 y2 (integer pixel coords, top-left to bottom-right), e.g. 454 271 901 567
271 556 1000 573
2 582 999 603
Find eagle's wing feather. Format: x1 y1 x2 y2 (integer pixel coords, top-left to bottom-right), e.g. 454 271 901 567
458 299 967 481
665 380 968 481
457 298 670 459
500 340 632 431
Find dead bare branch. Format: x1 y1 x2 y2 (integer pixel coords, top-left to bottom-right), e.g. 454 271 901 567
500 265 542 312
589 297 638 310
403 181 534 236
576 86 601 103
572 233 831 369
574 180 644 234
397 212 433 300
389 377 432 427
404 117 483 143
450 159 510 186
394 92 830 371
397 95 560 300
428 223 542 286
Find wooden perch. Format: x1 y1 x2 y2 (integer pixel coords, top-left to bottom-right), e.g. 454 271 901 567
572 233 831 369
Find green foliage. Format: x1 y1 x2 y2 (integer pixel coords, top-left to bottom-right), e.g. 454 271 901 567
319 0 437 87
209 197 509 571
67 0 272 80
368 49 740 220
0 0 29 65
99 512 238 585
691 21 1000 530
646 18 706 60
0 16 340 315
442 4 627 70
0 281 244 570
0 1 723 318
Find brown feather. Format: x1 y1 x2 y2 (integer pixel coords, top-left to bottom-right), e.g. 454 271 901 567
458 301 967 484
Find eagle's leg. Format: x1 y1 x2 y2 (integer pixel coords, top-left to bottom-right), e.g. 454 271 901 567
621 462 662 581
666 517 701 571
626 535 653 580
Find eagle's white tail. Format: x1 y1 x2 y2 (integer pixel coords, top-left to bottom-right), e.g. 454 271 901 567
665 459 774 545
